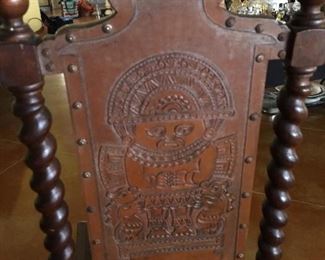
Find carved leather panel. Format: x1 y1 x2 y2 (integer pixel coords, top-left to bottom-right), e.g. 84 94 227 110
43 0 284 258
99 53 236 258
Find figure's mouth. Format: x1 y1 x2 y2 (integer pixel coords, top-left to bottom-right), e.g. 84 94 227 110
197 211 223 226
157 138 185 150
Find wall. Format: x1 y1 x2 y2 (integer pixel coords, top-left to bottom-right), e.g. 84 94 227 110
23 0 42 32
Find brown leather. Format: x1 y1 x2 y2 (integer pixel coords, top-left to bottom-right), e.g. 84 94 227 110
38 0 287 259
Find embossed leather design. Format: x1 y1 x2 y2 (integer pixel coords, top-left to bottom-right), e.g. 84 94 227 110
99 52 237 258
39 0 285 258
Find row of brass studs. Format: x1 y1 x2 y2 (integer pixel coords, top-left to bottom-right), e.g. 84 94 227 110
225 16 289 39
41 48 55 72
277 32 287 59
66 23 113 43
237 105 262 257
225 16 287 63
67 63 102 247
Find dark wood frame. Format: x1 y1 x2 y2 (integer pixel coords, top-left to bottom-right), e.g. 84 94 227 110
0 0 324 259
256 2 325 259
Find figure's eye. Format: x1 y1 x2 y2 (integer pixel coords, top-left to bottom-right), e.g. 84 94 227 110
146 126 166 138
175 124 194 137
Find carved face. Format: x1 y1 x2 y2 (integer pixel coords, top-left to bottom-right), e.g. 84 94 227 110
133 119 206 152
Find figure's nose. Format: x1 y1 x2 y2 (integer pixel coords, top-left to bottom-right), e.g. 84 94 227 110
158 133 183 149
164 132 176 141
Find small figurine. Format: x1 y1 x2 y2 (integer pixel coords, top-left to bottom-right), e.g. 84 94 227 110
59 0 79 18
78 0 95 17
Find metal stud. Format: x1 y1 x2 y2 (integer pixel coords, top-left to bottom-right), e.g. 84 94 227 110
278 50 286 60
92 239 101 245
68 64 78 73
277 32 287 42
66 33 76 43
249 113 260 121
102 23 113 33
256 54 265 63
225 17 236 28
86 206 95 213
72 101 83 110
242 192 251 199
239 224 248 229
245 156 253 164
41 48 50 57
45 62 55 72
82 171 92 178
237 253 245 259
255 24 264 33
77 138 87 146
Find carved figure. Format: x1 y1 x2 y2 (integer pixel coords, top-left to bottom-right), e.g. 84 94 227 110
99 52 237 257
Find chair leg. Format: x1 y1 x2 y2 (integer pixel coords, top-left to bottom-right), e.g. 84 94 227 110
76 222 91 260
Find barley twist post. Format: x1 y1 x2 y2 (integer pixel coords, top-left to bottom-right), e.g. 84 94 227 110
0 0 74 259
256 0 325 259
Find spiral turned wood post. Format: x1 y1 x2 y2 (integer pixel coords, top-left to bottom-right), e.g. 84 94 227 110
10 82 74 260
0 1 74 259
257 1 325 259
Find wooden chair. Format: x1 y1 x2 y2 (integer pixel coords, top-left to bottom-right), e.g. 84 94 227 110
0 0 324 259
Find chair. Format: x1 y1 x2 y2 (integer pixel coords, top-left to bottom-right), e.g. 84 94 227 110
0 0 324 259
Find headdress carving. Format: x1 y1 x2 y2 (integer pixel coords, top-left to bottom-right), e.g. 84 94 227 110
108 52 235 138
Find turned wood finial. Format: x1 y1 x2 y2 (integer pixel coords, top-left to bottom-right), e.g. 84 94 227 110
299 0 325 14
292 0 325 28
300 0 324 6
0 0 29 20
0 0 37 43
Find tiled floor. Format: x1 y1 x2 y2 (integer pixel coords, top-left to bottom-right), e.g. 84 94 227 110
0 75 324 259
